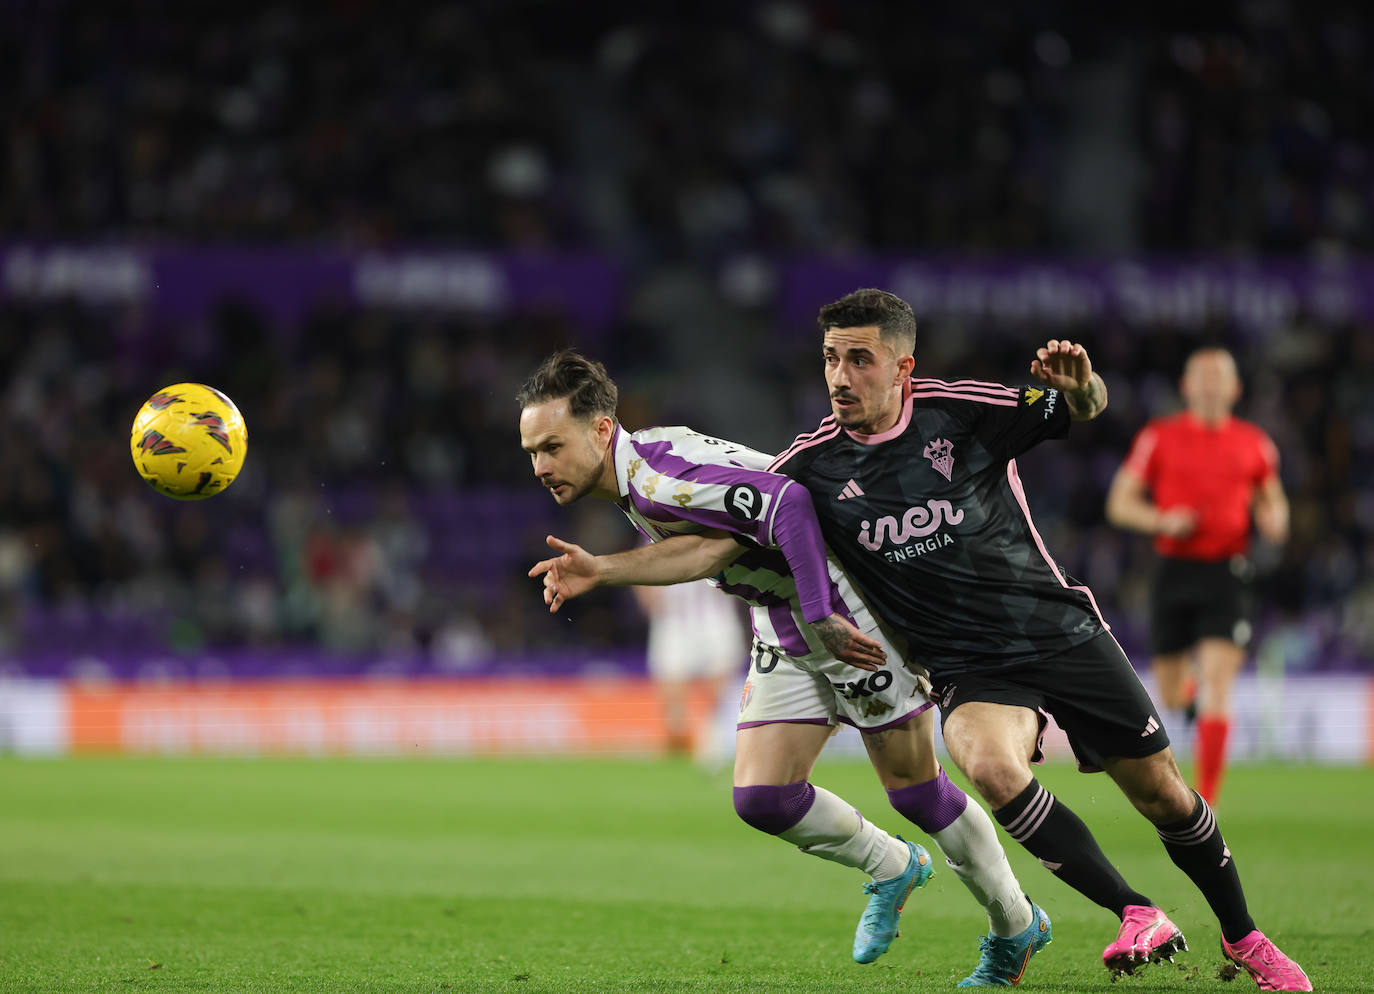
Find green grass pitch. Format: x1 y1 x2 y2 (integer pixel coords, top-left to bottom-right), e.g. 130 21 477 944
1 754 1369 992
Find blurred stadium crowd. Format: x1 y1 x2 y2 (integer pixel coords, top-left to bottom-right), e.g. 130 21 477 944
1 295 1369 675
5 1 1373 256
1 1 1371 677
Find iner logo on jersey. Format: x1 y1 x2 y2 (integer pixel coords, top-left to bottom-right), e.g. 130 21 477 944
858 499 964 555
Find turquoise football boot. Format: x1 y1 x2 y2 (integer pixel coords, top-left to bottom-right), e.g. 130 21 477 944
852 837 934 964
958 899 1052 987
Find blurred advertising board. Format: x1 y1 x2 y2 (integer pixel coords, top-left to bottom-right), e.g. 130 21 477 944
777 257 1374 334
7 243 1374 336
0 243 622 329
1 675 1369 761
2 677 712 757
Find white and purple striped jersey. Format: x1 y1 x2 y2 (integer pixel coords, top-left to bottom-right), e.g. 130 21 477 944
610 424 884 659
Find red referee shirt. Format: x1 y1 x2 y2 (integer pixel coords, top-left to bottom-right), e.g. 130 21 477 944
1123 411 1280 561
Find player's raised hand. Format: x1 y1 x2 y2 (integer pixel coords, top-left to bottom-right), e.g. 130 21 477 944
1031 338 1109 420
1030 339 1093 392
527 534 603 613
811 613 887 672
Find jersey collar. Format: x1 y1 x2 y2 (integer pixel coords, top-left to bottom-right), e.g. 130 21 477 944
1183 410 1233 431
611 423 635 499
844 380 914 445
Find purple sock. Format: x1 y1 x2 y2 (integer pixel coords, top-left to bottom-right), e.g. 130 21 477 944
733 781 817 835
887 768 968 834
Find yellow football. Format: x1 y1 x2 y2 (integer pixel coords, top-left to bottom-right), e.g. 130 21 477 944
130 383 248 500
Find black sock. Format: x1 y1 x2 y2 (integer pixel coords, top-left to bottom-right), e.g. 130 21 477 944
994 778 1152 917
1157 792 1255 943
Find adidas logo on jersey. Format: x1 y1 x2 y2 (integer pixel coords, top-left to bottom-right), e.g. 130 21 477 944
1141 715 1160 737
836 479 865 500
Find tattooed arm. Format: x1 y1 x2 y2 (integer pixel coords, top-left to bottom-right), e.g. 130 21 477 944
810 614 885 672
1030 339 1109 422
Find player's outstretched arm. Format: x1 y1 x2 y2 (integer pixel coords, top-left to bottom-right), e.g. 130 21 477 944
1030 339 1108 421
527 531 744 613
526 533 886 670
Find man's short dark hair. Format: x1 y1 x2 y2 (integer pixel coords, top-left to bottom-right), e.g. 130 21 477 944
817 288 917 356
516 349 619 420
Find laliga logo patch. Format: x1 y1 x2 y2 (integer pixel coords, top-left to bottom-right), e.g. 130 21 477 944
724 483 763 521
922 437 954 481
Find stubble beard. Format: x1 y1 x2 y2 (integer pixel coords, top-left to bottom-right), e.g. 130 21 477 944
831 402 862 430
834 392 902 435
561 446 612 505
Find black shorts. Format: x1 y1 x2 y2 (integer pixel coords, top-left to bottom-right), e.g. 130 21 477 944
930 632 1169 773
1149 556 1253 657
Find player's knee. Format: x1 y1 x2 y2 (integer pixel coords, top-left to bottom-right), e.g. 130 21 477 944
1118 755 1195 822
959 755 1028 809
732 782 815 835
1136 786 1195 824
1152 777 1199 821
886 769 969 834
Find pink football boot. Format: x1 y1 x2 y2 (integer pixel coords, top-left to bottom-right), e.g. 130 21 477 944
1101 904 1188 977
1221 930 1312 991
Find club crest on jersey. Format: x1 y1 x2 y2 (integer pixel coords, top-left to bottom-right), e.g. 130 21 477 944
922 438 954 481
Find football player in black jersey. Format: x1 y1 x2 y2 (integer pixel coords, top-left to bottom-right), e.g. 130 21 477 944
766 288 1307 989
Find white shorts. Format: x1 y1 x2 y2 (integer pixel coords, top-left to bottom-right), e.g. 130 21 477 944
646 619 747 682
736 624 933 732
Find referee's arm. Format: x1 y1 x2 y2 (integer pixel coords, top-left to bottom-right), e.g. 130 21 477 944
1105 466 1197 538
1253 474 1289 545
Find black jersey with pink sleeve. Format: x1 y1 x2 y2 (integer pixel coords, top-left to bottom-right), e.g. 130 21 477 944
769 377 1107 675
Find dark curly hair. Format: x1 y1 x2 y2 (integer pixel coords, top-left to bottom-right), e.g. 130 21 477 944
516 349 619 420
817 288 917 356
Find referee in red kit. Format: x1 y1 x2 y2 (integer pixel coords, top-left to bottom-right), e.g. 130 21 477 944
1106 347 1289 804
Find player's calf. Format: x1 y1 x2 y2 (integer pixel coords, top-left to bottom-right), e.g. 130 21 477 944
734 782 932 964
888 770 1035 939
733 781 909 878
